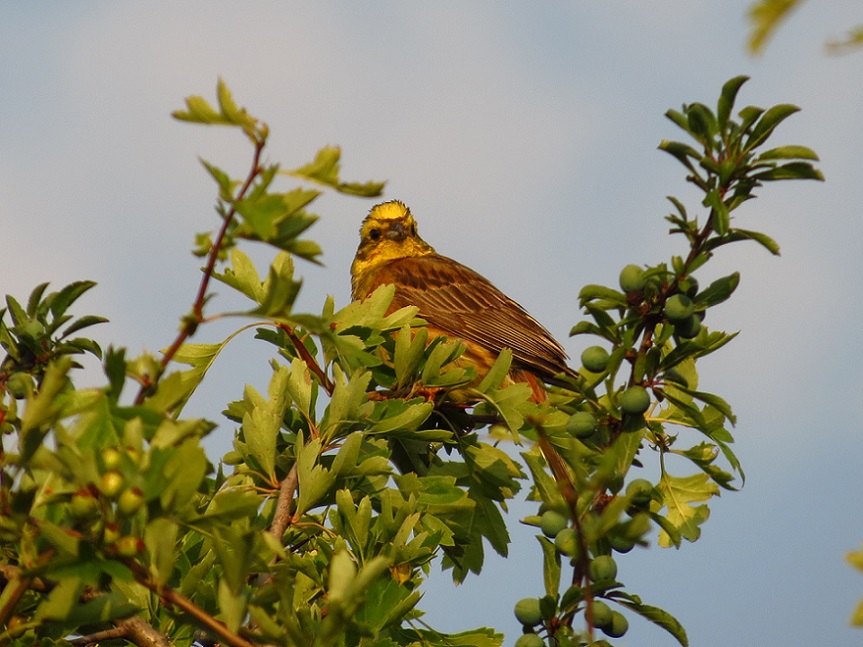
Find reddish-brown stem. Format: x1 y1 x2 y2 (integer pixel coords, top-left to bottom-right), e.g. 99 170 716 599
133 142 266 406
123 558 258 647
280 324 334 395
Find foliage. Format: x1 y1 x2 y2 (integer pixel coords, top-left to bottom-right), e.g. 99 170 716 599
0 77 821 646
746 0 863 55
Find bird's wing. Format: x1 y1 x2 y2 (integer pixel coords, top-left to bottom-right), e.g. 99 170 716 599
372 254 575 383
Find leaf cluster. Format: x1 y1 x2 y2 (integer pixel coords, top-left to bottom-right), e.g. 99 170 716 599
0 78 823 647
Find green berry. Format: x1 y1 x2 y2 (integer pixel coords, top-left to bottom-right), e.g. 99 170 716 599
588 555 618 582
5 373 31 399
103 523 121 545
626 478 654 506
683 276 699 298
620 386 650 415
602 611 629 638
554 528 579 556
70 491 99 519
664 294 694 322
101 447 122 470
540 510 569 538
115 536 144 558
514 597 543 626
566 411 597 439
609 534 634 554
514 634 545 647
619 264 645 292
118 487 145 516
580 345 610 373
591 600 613 629
99 471 125 498
675 314 702 339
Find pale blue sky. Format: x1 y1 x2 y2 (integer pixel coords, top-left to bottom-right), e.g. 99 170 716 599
2 3 862 645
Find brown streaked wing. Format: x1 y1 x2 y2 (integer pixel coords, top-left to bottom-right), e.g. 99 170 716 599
371 254 575 383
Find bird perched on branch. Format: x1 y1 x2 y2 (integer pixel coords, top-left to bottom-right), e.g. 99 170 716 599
350 200 576 401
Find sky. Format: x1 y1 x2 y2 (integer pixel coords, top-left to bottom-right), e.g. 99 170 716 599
2 3 863 645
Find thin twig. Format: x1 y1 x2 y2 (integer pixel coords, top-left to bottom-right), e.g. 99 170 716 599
67 626 128 646
123 558 258 647
280 324 334 395
134 141 265 406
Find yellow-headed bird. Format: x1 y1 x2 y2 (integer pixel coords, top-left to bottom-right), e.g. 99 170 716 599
351 200 576 401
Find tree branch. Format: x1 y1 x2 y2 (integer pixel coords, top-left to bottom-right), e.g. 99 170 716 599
122 558 258 647
134 141 266 406
280 324 334 395
270 463 300 541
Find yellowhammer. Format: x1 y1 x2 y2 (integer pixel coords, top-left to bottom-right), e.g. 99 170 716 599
351 200 576 401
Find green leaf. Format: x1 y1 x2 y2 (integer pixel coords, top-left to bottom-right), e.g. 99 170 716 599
537 535 561 599
717 76 749 130
686 102 717 145
747 0 803 54
477 348 512 393
694 272 740 308
711 228 781 256
295 435 336 516
201 159 236 201
320 366 372 443
35 576 83 621
756 145 819 161
20 357 73 460
608 590 689 646
368 400 433 435
393 324 428 388
578 284 628 308
288 145 385 197
746 103 801 150
752 161 825 182
59 314 108 338
212 248 265 303
145 518 180 585
657 472 719 546
48 280 98 319
703 189 730 236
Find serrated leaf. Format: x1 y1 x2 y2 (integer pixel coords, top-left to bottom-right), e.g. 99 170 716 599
212 248 265 303
657 472 719 545
288 145 385 197
295 435 336 515
394 324 428 388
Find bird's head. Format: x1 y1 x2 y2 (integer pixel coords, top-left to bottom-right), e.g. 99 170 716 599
353 200 435 266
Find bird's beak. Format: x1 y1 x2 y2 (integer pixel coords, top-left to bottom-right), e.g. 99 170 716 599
385 222 406 240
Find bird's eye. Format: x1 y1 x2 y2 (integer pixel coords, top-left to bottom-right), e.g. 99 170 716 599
369 228 381 241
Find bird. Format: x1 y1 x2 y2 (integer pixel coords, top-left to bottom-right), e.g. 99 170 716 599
350 200 577 402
